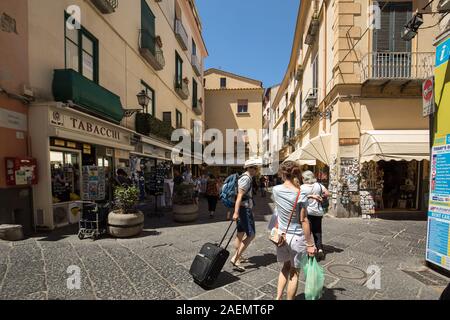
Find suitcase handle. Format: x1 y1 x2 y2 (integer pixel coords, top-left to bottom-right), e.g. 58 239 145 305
218 220 237 250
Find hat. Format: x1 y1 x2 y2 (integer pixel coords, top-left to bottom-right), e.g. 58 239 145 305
244 158 262 169
302 170 317 184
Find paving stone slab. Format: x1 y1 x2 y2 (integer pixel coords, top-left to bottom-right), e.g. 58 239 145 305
224 281 265 300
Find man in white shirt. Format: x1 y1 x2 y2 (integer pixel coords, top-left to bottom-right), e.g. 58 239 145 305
231 158 261 271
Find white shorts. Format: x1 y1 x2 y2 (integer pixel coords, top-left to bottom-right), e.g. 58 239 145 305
276 233 307 269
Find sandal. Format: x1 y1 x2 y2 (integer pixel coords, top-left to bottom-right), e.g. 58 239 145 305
230 258 245 272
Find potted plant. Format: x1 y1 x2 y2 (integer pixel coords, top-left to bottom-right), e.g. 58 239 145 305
107 186 144 238
172 182 198 222
183 77 189 85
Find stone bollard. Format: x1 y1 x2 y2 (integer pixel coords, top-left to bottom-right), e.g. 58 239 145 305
0 224 24 241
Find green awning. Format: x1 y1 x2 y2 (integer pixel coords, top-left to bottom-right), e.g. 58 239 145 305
52 69 124 124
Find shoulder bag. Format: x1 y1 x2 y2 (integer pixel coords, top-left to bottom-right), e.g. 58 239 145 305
269 191 301 247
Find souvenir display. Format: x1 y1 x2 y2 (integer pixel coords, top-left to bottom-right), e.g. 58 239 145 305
81 166 105 201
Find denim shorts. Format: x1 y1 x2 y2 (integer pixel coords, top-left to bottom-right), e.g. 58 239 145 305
237 207 256 237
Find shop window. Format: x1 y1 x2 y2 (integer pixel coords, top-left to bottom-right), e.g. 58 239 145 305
64 12 99 83
51 150 81 203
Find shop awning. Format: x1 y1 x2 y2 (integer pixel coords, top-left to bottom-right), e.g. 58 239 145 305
360 130 430 162
284 134 332 166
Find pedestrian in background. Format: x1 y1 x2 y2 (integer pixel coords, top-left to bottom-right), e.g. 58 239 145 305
193 175 201 205
301 170 330 261
272 161 316 300
206 174 219 218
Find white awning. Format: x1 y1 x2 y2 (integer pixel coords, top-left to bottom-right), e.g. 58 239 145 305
360 130 430 162
284 133 332 166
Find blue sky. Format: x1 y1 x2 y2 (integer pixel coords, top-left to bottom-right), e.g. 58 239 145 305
196 0 299 88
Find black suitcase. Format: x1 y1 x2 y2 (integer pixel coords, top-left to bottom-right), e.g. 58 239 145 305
189 221 237 288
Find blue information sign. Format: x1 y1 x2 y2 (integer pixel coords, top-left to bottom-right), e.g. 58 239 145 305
436 37 450 67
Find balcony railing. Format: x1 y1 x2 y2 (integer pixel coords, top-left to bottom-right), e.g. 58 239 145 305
175 79 189 100
191 54 202 76
90 0 118 14
135 112 175 141
361 52 434 82
139 30 165 71
175 19 188 50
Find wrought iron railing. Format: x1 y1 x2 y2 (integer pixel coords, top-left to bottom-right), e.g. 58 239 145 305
90 0 118 13
139 29 165 70
191 54 202 76
361 52 434 82
175 19 188 50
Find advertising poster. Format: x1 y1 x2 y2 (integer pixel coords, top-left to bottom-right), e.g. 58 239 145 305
427 34 450 271
426 135 450 271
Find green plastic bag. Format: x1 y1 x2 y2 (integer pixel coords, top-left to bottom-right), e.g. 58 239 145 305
302 256 324 300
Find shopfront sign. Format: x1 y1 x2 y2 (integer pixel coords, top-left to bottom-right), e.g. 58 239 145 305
49 108 130 146
422 77 435 117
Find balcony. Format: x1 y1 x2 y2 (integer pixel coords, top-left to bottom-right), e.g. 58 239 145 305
175 19 188 50
361 52 434 85
135 112 175 141
193 99 203 115
52 69 124 124
139 30 165 71
90 0 118 14
191 54 202 76
175 78 189 100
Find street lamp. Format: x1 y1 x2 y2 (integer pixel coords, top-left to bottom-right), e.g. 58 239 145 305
137 90 150 113
402 11 423 41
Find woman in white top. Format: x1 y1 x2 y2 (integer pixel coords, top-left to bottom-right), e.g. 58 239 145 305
272 161 316 300
301 170 330 260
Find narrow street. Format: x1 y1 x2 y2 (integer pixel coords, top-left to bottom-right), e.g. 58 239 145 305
0 193 447 300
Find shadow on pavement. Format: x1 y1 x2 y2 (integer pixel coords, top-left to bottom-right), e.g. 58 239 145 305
296 287 343 300
374 211 427 221
245 253 277 270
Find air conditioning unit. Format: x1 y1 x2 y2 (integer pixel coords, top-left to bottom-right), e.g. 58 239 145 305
53 203 70 228
438 0 450 12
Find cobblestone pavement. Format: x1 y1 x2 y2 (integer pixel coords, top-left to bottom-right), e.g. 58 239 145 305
0 193 449 300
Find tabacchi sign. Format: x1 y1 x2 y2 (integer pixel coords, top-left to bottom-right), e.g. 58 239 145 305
49 110 123 142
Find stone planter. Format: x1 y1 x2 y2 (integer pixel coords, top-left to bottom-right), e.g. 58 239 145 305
173 204 199 223
0 224 24 241
107 210 144 238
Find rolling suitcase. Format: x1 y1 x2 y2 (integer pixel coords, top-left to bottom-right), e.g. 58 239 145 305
189 221 237 288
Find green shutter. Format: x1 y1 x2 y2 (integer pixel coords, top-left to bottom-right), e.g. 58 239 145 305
141 0 155 55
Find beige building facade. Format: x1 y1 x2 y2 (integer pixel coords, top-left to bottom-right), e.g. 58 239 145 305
271 0 437 217
22 0 208 229
204 69 263 176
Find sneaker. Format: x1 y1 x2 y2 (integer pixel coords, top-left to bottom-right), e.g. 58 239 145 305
317 249 325 260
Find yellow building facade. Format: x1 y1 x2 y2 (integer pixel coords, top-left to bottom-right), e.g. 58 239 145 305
204 69 263 176
271 0 438 217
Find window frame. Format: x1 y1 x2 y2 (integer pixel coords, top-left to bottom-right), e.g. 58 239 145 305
64 11 99 83
220 77 227 89
192 78 198 108
163 112 172 125
141 80 155 116
237 99 249 114
175 51 183 88
176 109 183 128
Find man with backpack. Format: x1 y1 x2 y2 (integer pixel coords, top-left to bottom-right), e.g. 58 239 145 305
224 158 261 271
